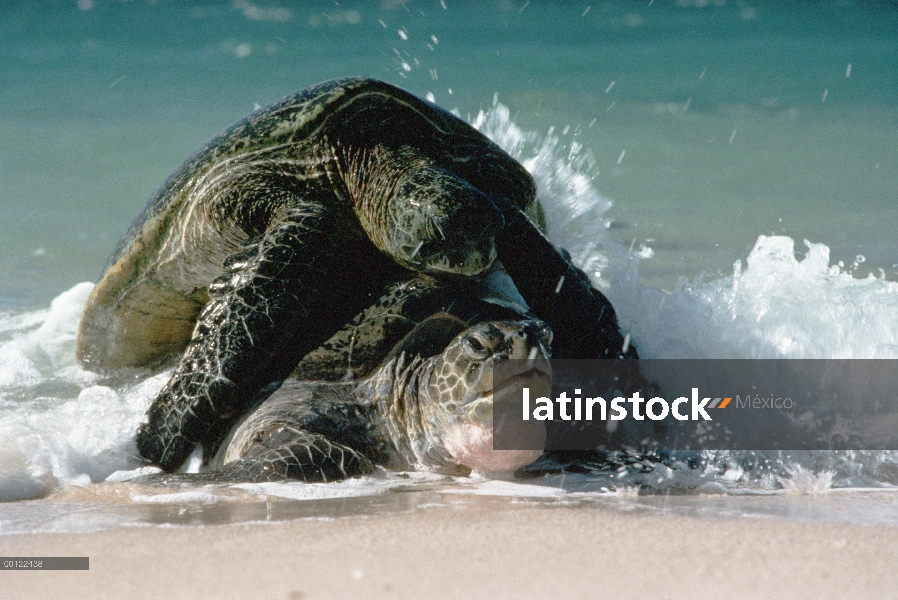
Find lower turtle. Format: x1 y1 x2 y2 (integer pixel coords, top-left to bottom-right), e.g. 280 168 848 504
77 77 635 473
187 272 539 463
144 315 553 483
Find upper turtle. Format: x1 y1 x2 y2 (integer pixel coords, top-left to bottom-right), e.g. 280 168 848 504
77 77 539 370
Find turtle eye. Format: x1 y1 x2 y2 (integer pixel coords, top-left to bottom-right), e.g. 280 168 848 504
462 335 490 359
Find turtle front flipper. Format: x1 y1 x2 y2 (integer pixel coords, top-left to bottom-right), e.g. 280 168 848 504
135 201 400 472
495 200 636 360
214 429 375 483
210 384 383 483
134 430 374 485
134 403 377 485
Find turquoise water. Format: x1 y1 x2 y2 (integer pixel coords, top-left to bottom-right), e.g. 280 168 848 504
1 0 895 305
1 1 897 515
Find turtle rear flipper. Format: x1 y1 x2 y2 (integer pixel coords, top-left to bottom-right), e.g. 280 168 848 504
135 200 401 472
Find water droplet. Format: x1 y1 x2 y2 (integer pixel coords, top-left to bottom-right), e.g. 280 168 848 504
555 276 565 294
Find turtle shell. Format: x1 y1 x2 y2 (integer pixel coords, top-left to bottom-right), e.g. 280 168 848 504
76 77 540 370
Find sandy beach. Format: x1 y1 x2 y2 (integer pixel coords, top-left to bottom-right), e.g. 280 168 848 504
2 491 896 600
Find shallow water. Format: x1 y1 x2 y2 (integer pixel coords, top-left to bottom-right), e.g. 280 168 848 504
3 473 898 536
0 0 896 530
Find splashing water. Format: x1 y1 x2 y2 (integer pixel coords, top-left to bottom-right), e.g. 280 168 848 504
475 100 898 492
1 103 896 506
472 97 618 288
472 97 898 362
0 284 168 501
778 465 834 495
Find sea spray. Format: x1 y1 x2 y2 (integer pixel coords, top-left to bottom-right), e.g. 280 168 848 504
613 236 898 360
472 101 898 490
0 284 168 500
472 101 898 362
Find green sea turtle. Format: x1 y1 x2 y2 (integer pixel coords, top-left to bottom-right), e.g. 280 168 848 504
198 273 537 463
147 315 552 483
76 77 634 473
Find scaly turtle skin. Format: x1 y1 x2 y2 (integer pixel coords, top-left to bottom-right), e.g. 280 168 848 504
198 273 535 461
76 77 634 473
288 268 533 383
148 317 552 483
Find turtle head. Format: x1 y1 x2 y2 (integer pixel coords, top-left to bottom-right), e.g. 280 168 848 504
418 318 552 474
384 166 504 276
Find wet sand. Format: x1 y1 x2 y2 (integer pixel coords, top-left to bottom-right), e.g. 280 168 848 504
2 492 896 600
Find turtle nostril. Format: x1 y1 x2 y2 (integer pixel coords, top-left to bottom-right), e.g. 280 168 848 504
522 320 547 339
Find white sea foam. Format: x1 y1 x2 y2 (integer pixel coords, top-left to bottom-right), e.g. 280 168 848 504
472 99 617 288
612 236 898 360
472 100 898 362
130 491 224 504
473 101 898 493
0 286 167 500
0 104 896 505
778 465 835 495
442 476 566 498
